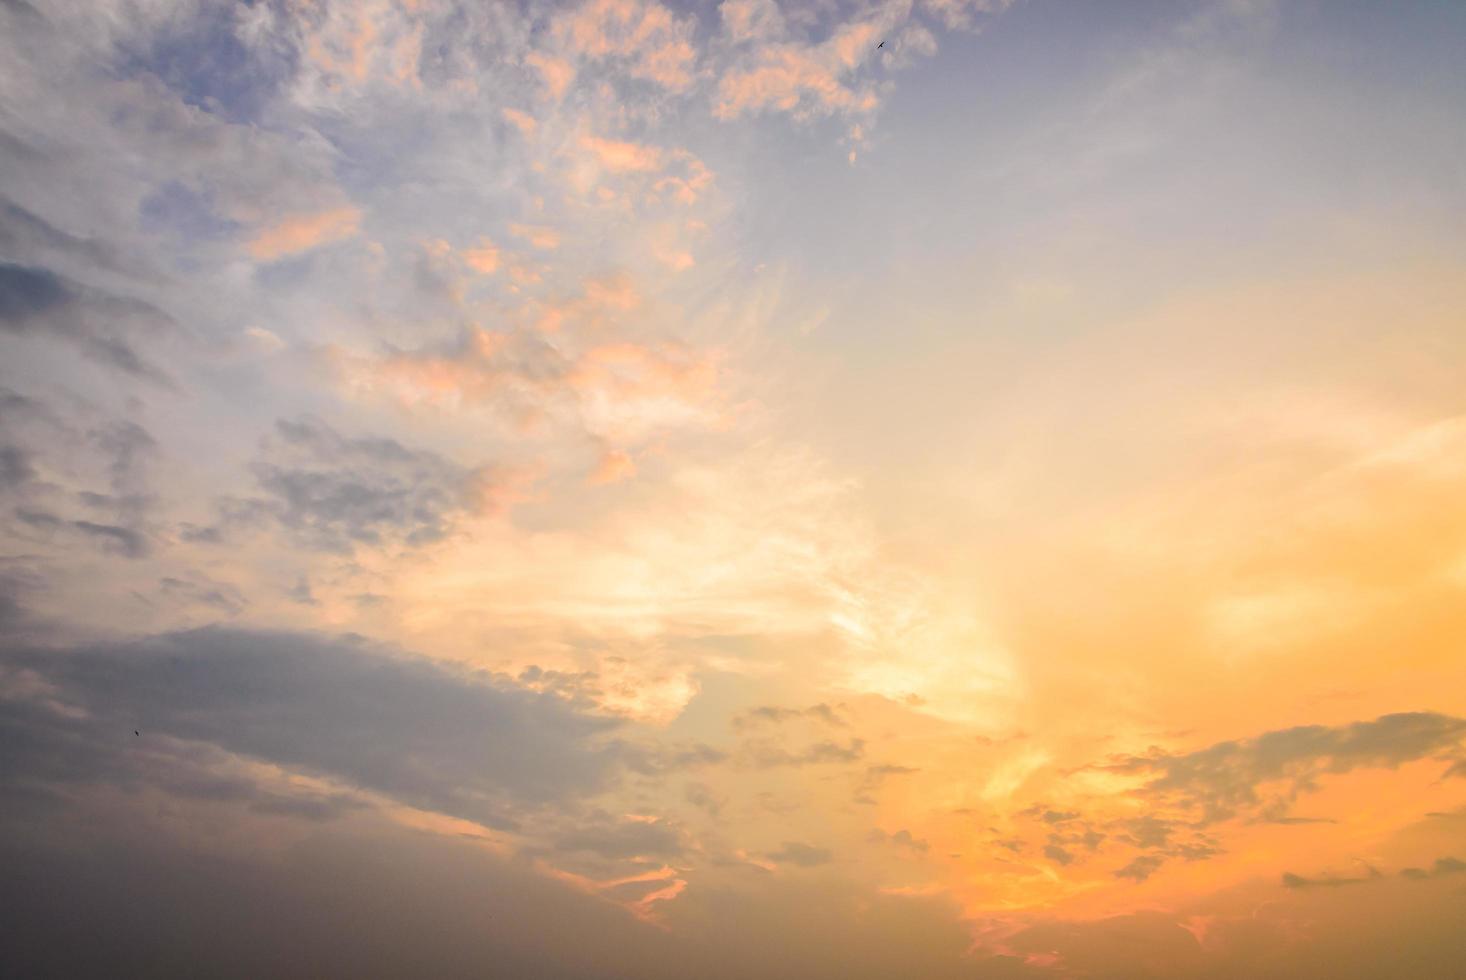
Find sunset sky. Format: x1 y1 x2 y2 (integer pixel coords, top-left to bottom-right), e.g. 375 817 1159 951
3 0 1466 976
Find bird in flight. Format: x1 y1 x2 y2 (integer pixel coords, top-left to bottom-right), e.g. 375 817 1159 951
134 730 139 736
877 40 885 49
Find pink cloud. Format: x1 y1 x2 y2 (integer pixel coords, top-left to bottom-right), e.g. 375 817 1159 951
248 206 362 260
555 0 698 91
581 134 664 172
715 43 879 120
502 107 538 135
526 50 576 101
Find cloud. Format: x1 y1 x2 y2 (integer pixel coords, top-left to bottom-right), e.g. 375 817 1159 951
714 14 892 122
509 223 561 250
590 448 637 485
247 206 362 261
1282 867 1381 890
1 627 628 828
870 828 929 853
0 197 135 277
743 737 865 768
733 703 845 730
1284 858 1464 888
581 134 664 173
553 812 686 860
460 238 501 275
502 107 537 135
0 263 174 383
248 416 503 554
766 841 832 866
720 0 785 44
1111 712 1466 822
553 0 699 92
525 50 576 101
1400 857 1466 881
1114 854 1165 882
715 45 878 121
922 0 1012 32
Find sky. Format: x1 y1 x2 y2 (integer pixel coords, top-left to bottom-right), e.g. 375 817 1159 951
2 0 1466 976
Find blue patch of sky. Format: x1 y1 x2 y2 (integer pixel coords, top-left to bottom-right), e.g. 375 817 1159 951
116 1 296 125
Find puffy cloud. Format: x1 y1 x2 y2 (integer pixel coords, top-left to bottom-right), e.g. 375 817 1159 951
714 10 902 122
553 0 699 92
581 134 664 173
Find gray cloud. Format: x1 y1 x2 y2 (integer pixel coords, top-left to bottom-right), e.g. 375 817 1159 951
248 416 494 554
0 262 174 383
733 702 846 731
1114 854 1165 882
766 841 833 867
1 627 628 829
743 737 865 768
1111 712 1466 822
14 507 151 558
552 811 686 860
1282 867 1381 890
1401 857 1466 881
158 574 247 615
869 828 930 853
0 196 139 277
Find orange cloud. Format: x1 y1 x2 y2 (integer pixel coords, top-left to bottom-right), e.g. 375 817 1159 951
714 20 886 120
568 341 717 405
461 238 500 275
589 448 637 485
535 274 640 333
581 135 663 173
655 248 694 271
248 206 363 261
510 223 561 250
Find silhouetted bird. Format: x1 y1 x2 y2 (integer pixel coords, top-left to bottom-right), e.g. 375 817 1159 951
134 730 139 736
877 40 885 48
